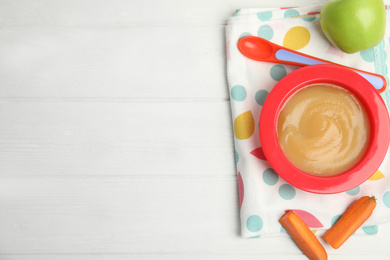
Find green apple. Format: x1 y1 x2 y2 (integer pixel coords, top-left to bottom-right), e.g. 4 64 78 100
320 0 386 53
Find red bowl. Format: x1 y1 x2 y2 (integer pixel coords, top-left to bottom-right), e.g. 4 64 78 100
260 64 390 194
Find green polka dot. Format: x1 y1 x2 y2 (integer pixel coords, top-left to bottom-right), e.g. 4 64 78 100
235 151 239 164
255 89 269 106
270 65 287 81
231 85 247 101
331 215 342 226
383 191 390 208
345 186 360 196
362 225 378 235
262 168 278 186
246 215 263 232
257 25 274 41
281 226 287 232
284 9 299 18
248 235 261 238
239 32 252 39
278 184 296 200
360 48 375 62
257 11 272 21
235 9 241 14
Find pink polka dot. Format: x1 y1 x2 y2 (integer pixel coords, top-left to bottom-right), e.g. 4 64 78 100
238 172 244 209
326 44 344 58
285 209 323 228
250 147 267 160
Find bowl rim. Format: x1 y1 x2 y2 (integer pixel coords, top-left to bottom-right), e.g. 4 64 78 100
260 64 390 194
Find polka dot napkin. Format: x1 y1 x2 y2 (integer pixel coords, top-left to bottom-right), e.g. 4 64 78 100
226 4 390 238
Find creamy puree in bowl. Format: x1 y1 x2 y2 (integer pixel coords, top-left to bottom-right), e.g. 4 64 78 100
277 84 369 176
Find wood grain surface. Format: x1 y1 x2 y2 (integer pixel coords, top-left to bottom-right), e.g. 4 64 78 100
0 0 389 259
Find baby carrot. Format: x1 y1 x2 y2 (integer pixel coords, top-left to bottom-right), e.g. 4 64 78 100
279 210 327 260
323 196 376 249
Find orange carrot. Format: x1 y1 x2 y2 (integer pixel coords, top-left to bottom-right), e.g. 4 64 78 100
323 196 376 249
279 211 327 260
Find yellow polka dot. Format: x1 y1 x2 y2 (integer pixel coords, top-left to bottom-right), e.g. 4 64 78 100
234 110 255 140
283 26 311 50
368 169 385 181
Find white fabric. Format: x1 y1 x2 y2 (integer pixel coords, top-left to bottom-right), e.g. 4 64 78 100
226 5 390 238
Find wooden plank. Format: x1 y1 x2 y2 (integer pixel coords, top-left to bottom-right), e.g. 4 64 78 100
3 254 390 260
2 0 390 259
0 176 388 258
0 101 235 176
0 26 226 100
0 175 237 254
0 0 324 26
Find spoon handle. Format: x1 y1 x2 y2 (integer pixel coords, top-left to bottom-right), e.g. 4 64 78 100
238 36 387 92
275 49 386 92
275 49 326 66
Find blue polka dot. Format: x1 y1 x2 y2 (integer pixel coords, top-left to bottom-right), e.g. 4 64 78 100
235 9 241 14
331 215 342 226
383 191 390 208
281 226 287 232
278 184 296 200
263 168 278 186
284 9 300 18
257 11 272 21
270 65 287 81
231 85 247 101
255 89 269 106
246 215 263 232
235 151 239 164
362 225 378 235
360 49 375 62
257 25 274 41
239 32 252 39
302 16 316 22
249 235 261 238
345 186 360 196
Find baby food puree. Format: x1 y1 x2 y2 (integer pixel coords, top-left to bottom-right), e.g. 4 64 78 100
277 84 369 176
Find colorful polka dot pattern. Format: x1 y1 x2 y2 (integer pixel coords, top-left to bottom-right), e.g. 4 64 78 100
269 65 287 81
238 172 244 210
257 25 274 40
235 151 239 164
246 215 263 232
231 85 247 101
326 44 344 58
257 11 272 21
368 169 385 180
250 147 266 160
284 9 299 18
363 225 378 235
283 26 311 50
345 186 360 196
262 168 278 186
233 110 255 140
360 49 375 62
287 209 323 228
302 15 316 22
255 90 269 106
279 184 296 200
228 6 390 238
383 191 390 208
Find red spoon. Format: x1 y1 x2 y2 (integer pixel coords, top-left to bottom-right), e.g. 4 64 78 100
238 36 387 93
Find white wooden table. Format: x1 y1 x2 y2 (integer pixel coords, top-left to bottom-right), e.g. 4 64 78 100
0 0 389 259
